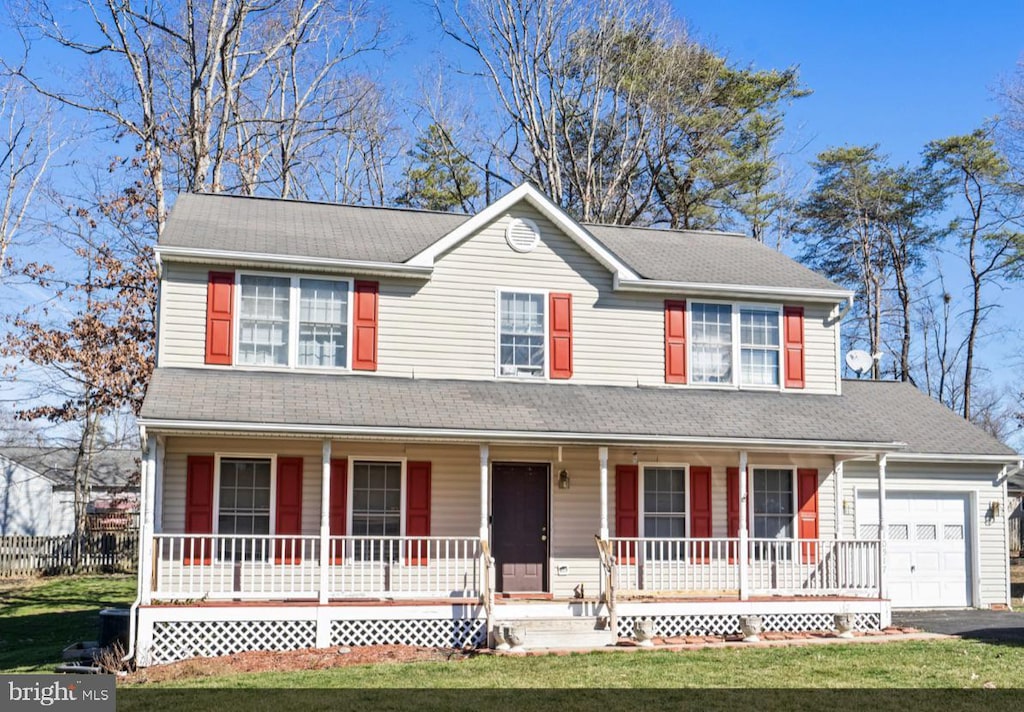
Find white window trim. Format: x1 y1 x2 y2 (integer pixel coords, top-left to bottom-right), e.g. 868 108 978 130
212 453 278 536
687 300 786 391
494 287 550 381
347 457 407 538
639 463 690 538
747 464 797 540
234 270 354 371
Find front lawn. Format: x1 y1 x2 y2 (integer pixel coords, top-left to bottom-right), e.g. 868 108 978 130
0 574 136 672
125 639 1023 690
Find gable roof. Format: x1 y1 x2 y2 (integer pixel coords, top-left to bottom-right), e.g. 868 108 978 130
157 187 850 297
0 447 140 488
139 368 1016 459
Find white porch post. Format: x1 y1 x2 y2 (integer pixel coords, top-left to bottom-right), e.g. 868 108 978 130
877 454 888 601
738 450 749 601
139 435 158 605
834 457 844 539
598 447 609 540
479 445 490 541
319 440 332 606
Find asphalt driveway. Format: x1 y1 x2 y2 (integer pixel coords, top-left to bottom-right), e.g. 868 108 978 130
893 609 1024 643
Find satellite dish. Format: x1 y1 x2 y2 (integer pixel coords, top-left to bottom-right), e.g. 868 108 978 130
845 349 875 375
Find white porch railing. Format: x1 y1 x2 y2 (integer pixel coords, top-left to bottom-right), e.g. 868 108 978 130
327 536 481 598
151 534 481 600
608 537 880 597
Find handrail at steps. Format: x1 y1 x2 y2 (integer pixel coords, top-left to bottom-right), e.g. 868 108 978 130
594 535 617 636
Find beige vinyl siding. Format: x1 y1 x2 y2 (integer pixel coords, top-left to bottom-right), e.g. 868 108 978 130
158 263 209 367
161 437 479 537
157 205 842 394
160 437 842 597
841 460 1007 608
802 304 839 394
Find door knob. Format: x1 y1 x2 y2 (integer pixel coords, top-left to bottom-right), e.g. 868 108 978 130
540 535 547 542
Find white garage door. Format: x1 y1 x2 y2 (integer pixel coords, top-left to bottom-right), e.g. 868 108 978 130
857 491 971 608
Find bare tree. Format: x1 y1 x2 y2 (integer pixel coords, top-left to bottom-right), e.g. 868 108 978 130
924 127 1024 420
0 79 62 278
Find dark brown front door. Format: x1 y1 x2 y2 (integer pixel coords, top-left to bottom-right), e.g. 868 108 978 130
491 463 549 592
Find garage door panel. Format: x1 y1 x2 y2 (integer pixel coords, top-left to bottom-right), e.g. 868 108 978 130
856 491 971 608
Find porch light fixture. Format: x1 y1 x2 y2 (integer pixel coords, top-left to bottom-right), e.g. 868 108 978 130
558 469 571 489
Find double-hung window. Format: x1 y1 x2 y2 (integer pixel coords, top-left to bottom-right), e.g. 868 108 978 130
752 468 794 540
642 466 686 560
237 274 349 368
498 291 545 377
350 461 402 560
739 308 780 386
218 457 272 560
691 304 732 384
690 303 782 388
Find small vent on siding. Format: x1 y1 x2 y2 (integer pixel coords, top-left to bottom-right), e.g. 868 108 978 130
505 217 541 253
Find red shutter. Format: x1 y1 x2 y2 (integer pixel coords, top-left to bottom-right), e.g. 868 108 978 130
726 467 741 539
329 458 348 563
797 468 820 563
275 457 303 563
615 464 638 563
783 306 805 389
549 293 573 379
405 461 431 565
664 300 687 384
352 280 379 370
689 466 712 562
205 271 234 365
185 456 215 564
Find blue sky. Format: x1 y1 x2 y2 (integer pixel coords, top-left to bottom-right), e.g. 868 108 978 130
2 1 1021 438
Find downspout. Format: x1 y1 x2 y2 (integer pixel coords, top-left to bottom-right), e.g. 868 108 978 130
121 426 147 664
835 295 854 322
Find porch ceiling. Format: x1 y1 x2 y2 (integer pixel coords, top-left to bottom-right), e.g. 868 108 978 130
140 368 1014 457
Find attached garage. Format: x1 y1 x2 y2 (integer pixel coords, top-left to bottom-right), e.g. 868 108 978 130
857 491 972 608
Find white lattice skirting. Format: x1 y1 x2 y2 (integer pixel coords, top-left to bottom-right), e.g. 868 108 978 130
616 612 882 638
149 619 317 665
331 619 486 648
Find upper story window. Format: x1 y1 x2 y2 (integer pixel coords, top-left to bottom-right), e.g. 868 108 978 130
690 302 781 388
498 291 545 378
739 308 780 386
237 273 350 369
691 303 732 384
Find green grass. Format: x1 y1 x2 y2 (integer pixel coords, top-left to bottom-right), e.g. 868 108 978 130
0 574 136 672
128 640 1024 690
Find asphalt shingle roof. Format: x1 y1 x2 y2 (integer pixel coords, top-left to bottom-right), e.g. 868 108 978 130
160 193 469 264
587 225 842 290
159 193 845 292
139 368 1014 457
0 447 140 488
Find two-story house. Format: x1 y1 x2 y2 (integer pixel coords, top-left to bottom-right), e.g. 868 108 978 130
130 183 1019 665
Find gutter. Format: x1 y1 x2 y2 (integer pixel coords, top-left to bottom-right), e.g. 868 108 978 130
121 425 146 665
137 417 904 454
885 453 1023 465
155 246 433 279
613 275 853 303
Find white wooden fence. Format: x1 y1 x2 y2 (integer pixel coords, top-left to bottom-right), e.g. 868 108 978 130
0 532 138 577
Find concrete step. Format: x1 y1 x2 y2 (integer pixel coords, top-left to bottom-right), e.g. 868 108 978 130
494 616 615 649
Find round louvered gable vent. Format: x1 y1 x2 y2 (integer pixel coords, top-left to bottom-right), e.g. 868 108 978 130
505 217 541 253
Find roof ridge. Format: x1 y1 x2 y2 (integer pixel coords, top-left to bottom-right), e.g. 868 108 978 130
585 222 750 239
178 191 472 219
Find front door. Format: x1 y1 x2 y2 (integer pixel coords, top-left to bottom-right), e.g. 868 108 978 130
491 463 549 592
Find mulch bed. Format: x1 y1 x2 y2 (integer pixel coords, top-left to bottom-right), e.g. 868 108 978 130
124 645 474 684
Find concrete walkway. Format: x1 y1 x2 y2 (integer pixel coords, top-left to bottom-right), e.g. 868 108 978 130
893 610 1024 643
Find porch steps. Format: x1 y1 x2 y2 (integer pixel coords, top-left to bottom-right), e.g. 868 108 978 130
496 616 615 650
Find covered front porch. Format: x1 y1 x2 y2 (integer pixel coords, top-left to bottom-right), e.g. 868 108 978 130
137 434 896 603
